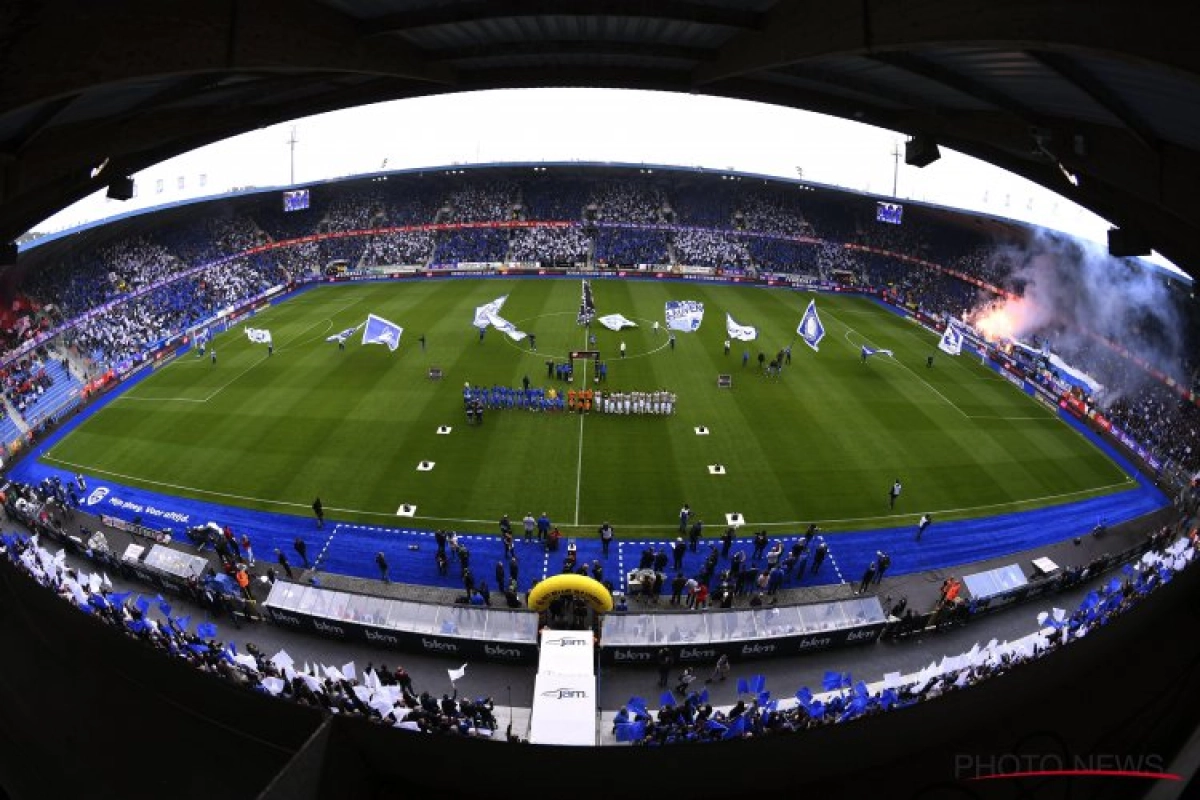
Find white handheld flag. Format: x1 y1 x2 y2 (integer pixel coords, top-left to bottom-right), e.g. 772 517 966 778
473 295 508 329
326 323 363 344
598 313 638 331
938 323 963 356
665 300 705 332
797 300 826 352
725 313 758 342
448 663 468 683
246 328 272 345
362 314 404 351
486 312 528 341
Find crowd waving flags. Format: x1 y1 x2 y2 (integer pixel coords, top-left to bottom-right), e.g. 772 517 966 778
797 299 826 352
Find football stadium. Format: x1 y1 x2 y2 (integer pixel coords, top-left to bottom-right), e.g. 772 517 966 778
2 5 1200 800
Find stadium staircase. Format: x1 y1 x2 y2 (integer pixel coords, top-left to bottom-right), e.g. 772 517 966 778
0 395 26 446
18 358 83 428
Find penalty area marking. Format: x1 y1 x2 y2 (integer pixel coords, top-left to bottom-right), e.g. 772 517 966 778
312 523 343 571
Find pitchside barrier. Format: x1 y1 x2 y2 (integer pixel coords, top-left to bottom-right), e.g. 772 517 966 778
598 595 888 666
263 580 541 663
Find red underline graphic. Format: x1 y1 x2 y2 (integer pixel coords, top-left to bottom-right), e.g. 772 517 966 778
968 770 1181 781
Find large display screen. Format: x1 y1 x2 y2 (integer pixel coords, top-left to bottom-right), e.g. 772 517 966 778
876 201 903 225
283 189 310 212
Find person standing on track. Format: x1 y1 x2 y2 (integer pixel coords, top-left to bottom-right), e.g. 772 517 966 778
293 536 309 568
312 497 324 529
916 513 932 541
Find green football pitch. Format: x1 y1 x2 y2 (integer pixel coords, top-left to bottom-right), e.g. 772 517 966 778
41 279 1131 536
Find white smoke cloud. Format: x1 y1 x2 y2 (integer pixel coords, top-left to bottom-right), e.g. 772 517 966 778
966 229 1186 394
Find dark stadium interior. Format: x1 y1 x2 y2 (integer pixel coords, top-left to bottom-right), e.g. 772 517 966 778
2 3 1200 799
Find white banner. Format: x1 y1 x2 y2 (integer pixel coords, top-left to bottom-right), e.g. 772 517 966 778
665 300 705 332
473 295 508 329
245 327 272 345
487 312 528 341
937 323 963 356
598 313 638 331
725 313 758 342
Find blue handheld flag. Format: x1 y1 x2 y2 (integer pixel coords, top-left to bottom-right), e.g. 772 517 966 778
798 299 825 352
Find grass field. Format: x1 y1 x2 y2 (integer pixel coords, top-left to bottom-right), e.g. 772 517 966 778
40 279 1132 536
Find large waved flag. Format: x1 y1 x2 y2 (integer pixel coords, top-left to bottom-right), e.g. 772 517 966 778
797 299 826 352
447 663 468 683
577 279 596 326
486 312 528 341
362 313 404 351
726 313 758 342
326 323 363 344
473 295 508 329
938 322 964 356
245 327 272 345
860 345 894 359
598 313 637 331
665 300 705 332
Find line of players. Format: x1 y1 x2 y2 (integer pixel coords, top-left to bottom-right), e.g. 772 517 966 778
462 383 676 415
463 384 565 412
596 390 676 415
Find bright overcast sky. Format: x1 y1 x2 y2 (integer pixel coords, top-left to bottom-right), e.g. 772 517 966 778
34 88 1184 277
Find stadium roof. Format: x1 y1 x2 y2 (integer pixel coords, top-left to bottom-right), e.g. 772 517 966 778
1 0 1198 279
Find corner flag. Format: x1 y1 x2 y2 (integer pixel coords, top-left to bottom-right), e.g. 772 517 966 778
938 322 964 356
362 314 404 351
797 300 825 352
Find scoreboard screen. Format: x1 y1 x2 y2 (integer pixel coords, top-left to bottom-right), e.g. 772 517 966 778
876 201 903 225
283 189 310 212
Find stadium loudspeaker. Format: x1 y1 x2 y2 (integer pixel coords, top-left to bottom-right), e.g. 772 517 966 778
106 176 134 201
1107 227 1151 258
0 242 16 266
905 134 940 168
